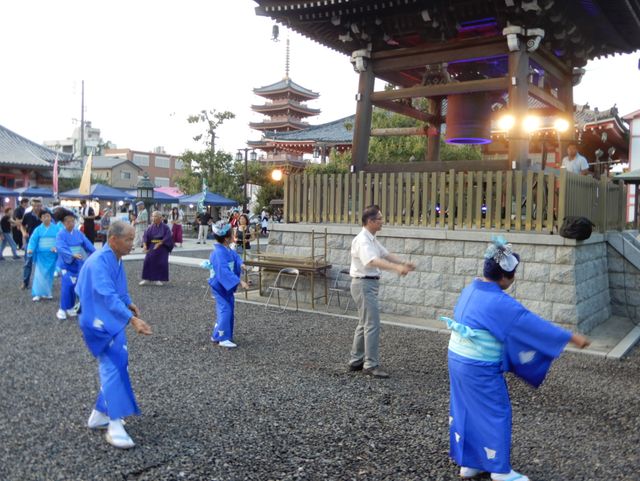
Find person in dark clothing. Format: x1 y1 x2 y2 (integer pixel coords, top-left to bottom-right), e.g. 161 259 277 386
80 200 96 244
1 207 21 260
21 199 43 289
13 197 29 249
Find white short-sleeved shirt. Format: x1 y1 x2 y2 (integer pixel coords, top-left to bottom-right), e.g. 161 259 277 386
561 154 589 174
350 227 389 278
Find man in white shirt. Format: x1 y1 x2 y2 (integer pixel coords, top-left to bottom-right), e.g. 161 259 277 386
561 143 590 175
348 205 415 378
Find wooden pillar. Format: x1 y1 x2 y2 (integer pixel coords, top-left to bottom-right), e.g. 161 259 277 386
508 44 530 171
557 74 575 163
352 63 375 172
426 98 442 162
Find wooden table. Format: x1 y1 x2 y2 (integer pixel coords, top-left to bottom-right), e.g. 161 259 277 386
243 253 332 309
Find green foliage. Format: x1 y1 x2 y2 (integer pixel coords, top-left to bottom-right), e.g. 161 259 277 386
58 175 108 193
187 109 236 146
367 106 482 163
255 181 283 215
175 150 243 202
175 107 244 203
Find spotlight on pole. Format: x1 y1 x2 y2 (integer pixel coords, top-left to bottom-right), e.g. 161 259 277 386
271 169 283 182
497 114 516 131
553 118 570 132
523 115 542 133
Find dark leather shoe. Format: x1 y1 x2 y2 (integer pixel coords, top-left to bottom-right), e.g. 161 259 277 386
363 367 389 378
348 363 364 372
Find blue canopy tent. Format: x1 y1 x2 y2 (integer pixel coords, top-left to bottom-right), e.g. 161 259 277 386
59 184 135 201
124 189 179 204
0 186 19 197
13 186 54 198
179 191 239 207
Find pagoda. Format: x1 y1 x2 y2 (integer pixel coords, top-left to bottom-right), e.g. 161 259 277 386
248 38 320 170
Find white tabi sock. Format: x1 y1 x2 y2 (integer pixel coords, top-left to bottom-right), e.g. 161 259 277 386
87 409 109 429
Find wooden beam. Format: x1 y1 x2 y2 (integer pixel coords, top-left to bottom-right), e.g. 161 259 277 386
529 84 566 112
371 37 509 73
371 77 509 102
427 98 442 162
529 48 572 83
352 64 375 173
372 99 437 123
362 159 510 173
371 127 429 137
508 44 530 171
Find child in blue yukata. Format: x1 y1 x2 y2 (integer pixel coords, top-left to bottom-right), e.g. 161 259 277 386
201 221 248 348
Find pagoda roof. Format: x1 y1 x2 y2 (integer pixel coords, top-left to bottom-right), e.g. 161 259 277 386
255 1 640 68
252 100 321 117
253 77 319 99
263 115 356 144
0 123 73 169
250 118 311 131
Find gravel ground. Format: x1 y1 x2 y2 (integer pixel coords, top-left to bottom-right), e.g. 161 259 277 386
1 258 639 481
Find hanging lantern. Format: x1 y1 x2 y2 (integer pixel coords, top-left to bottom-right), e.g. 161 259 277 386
445 92 492 145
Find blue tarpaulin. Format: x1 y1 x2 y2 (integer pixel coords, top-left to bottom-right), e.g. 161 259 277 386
179 191 238 207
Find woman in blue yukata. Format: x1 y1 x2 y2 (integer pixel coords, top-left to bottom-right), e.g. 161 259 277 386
26 209 60 301
442 237 590 481
201 221 248 349
55 209 96 320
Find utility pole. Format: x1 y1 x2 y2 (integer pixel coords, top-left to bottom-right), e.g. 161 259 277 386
80 80 85 165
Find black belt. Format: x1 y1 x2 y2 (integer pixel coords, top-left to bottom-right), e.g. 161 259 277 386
355 276 380 280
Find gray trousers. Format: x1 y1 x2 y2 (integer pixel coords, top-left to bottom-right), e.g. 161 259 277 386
349 278 380 369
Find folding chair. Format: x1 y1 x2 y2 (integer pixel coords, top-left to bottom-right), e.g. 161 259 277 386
327 268 353 313
265 267 299 312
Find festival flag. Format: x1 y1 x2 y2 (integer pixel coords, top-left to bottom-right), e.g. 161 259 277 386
79 151 93 195
52 153 59 197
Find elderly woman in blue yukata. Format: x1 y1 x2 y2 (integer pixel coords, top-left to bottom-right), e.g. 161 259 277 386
441 237 590 481
26 209 60 301
55 209 95 320
201 221 248 349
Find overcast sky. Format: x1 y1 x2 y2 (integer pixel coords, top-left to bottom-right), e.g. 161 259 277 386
1 0 638 157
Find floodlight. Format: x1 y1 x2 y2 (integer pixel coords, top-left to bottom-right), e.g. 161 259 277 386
553 118 570 132
271 169 283 182
523 115 541 133
497 114 516 131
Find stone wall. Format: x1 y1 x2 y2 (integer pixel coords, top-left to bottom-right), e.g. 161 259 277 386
607 244 640 321
264 224 612 332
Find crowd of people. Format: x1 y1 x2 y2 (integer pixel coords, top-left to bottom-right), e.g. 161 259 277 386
4 199 593 481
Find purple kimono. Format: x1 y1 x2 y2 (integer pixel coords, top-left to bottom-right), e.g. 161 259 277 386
141 222 173 282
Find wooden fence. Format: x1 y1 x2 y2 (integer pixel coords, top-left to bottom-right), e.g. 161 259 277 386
282 169 626 233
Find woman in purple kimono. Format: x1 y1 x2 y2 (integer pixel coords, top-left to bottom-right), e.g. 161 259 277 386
140 211 173 286
442 237 590 481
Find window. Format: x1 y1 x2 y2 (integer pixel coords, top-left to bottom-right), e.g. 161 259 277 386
120 171 131 180
133 154 149 167
155 156 170 168
174 159 184 170
155 176 170 187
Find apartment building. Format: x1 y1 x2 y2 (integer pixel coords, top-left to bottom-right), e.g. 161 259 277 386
104 147 183 187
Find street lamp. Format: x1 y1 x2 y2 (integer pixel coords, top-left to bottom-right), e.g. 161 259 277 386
236 148 257 213
136 172 155 212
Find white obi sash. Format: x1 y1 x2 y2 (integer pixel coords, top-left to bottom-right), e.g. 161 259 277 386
38 237 56 250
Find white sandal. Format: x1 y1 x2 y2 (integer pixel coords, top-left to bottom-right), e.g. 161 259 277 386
491 470 530 481
460 467 485 479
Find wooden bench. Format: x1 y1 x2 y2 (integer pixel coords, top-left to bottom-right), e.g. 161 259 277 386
243 252 332 309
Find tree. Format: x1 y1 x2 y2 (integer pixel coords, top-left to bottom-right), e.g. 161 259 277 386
175 109 244 216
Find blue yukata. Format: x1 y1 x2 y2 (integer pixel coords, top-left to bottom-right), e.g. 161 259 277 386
27 222 60 298
207 244 243 342
76 245 140 420
56 228 95 311
444 279 572 474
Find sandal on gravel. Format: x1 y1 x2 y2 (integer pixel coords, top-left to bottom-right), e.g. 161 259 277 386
105 431 135 449
491 470 530 481
460 467 485 479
